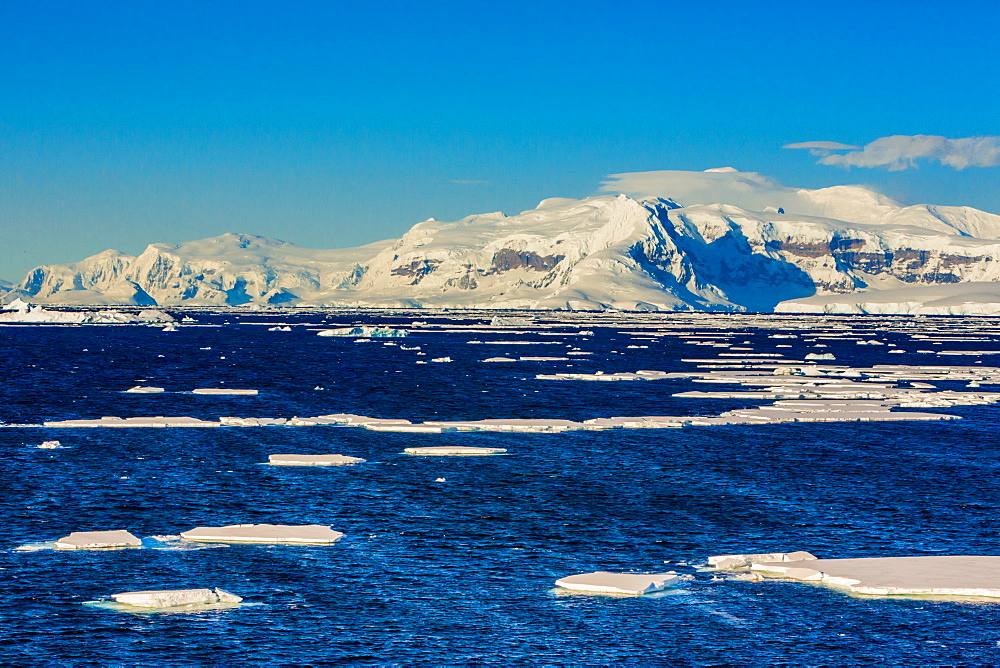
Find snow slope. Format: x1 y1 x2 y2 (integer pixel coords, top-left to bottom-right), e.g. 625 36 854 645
7 169 1000 314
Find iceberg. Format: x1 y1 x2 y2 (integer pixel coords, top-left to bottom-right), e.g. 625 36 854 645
0 300 175 324
555 571 679 595
111 587 242 609
38 440 62 449
124 386 165 393
54 530 142 550
179 523 344 544
317 326 408 338
267 453 365 466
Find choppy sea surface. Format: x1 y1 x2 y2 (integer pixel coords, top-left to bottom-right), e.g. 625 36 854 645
3 310 1000 664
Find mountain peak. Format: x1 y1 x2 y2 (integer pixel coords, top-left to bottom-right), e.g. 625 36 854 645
6 169 1000 313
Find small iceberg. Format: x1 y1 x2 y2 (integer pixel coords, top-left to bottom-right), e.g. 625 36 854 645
805 352 836 360
37 440 62 449
55 530 142 550
125 386 165 394
267 453 365 466
555 571 679 595
403 446 507 456
94 587 243 612
317 326 408 338
179 523 344 544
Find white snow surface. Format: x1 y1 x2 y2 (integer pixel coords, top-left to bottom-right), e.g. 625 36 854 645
8 169 1000 313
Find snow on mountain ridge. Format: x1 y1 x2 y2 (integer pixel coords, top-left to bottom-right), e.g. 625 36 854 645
6 169 1000 314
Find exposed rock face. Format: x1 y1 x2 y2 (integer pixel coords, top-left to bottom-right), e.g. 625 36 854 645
6 170 1000 313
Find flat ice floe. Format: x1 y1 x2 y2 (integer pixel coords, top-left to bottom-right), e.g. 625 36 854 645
43 416 220 428
180 523 344 544
108 588 242 610
124 386 165 393
714 553 1000 599
267 453 365 466
55 530 142 550
192 388 259 395
220 417 288 426
707 551 817 570
403 446 507 456
555 571 679 595
421 418 584 433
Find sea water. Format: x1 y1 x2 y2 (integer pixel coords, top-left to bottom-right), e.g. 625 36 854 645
2 311 1000 663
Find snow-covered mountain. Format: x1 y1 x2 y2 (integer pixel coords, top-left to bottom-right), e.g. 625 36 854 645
6 168 1000 314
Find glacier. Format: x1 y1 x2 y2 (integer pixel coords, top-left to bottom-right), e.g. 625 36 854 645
5 168 1000 314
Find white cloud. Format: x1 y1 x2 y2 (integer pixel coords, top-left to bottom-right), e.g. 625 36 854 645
600 167 813 212
783 140 860 157
787 134 1000 170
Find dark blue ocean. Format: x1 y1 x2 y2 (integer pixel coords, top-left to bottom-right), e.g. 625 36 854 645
3 311 1000 664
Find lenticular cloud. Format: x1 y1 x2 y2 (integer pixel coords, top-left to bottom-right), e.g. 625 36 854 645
785 134 1000 171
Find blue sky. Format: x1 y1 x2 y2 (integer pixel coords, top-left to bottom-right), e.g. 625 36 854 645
1 0 998 280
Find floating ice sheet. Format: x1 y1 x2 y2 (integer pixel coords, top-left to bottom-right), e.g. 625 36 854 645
267 453 365 466
180 523 344 544
555 571 679 595
404 446 507 456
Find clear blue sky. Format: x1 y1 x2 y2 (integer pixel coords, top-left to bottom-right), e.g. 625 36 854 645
1 0 998 280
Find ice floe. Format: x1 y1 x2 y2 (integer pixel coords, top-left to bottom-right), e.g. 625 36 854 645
713 553 1000 599
124 386 165 393
267 453 365 466
180 523 344 544
108 587 242 609
54 530 142 550
192 388 259 395
220 417 288 426
404 446 507 456
555 571 679 595
707 551 817 570
43 416 220 428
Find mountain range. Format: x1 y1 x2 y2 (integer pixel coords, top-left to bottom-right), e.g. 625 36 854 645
5 167 1000 314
